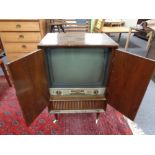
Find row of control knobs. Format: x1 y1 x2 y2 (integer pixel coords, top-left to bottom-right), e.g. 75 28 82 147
55 90 99 95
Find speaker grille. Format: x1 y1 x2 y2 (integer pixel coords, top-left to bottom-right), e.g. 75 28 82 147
49 100 105 111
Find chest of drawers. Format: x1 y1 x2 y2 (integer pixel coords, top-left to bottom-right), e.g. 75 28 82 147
0 20 46 62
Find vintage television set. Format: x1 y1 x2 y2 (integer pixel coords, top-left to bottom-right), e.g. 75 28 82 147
8 33 155 125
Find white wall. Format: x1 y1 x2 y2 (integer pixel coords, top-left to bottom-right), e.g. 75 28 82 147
124 19 138 27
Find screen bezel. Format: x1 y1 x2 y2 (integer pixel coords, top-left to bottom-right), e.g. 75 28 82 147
45 47 112 88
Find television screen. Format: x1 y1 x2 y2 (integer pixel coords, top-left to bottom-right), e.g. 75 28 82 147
45 47 111 88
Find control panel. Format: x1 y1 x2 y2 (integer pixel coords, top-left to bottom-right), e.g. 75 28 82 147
49 88 105 96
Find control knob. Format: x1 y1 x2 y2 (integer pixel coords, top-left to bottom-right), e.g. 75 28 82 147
94 89 99 95
56 90 62 95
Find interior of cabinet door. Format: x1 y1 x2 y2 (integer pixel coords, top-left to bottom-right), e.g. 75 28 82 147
106 49 155 120
7 49 49 125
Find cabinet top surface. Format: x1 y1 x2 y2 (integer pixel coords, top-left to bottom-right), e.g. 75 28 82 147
38 33 118 47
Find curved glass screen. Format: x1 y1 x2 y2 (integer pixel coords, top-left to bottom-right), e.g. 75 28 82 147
45 47 111 88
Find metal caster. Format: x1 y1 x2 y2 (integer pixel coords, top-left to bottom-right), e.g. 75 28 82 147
53 119 58 124
96 113 100 124
53 114 58 123
96 118 99 124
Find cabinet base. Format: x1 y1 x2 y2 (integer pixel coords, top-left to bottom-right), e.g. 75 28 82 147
49 109 105 114
50 110 104 124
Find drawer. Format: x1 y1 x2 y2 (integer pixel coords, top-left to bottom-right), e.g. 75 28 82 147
4 43 38 53
6 52 30 62
0 21 40 31
1 32 42 42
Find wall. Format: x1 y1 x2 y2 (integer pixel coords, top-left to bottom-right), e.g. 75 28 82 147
124 19 138 27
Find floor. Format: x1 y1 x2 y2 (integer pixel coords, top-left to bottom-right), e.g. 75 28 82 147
0 33 155 134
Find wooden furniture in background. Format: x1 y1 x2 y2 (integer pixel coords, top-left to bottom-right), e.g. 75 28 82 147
104 19 125 27
134 19 150 40
125 27 154 51
47 19 90 33
0 59 12 86
93 19 105 32
7 33 155 125
102 26 136 43
47 19 65 32
0 20 46 62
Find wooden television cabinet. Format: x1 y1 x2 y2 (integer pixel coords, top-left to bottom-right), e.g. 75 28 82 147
7 33 155 126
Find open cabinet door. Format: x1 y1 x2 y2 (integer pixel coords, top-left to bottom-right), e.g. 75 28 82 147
7 49 50 125
106 49 155 120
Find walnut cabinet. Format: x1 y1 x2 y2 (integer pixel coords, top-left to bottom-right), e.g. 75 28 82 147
7 33 155 125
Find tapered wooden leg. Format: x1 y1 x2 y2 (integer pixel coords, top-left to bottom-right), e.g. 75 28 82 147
125 27 132 50
0 60 12 87
60 25 65 32
50 25 55 32
57 25 60 33
96 112 100 124
118 33 122 42
146 31 153 51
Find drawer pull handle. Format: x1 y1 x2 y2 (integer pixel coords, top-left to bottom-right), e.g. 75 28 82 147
16 24 21 28
19 35 24 38
22 45 27 48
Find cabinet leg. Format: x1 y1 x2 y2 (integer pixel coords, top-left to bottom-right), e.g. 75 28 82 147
53 114 58 123
96 112 100 124
118 33 122 42
60 25 65 32
57 25 61 33
146 31 153 51
50 25 55 32
125 27 132 50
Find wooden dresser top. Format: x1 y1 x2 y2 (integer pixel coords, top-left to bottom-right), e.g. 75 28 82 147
38 33 118 48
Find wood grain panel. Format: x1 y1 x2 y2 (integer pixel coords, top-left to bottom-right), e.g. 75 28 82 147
50 95 106 101
38 33 118 48
1 32 41 42
4 43 38 53
7 49 49 125
0 21 40 31
6 52 30 62
106 49 155 120
49 100 106 111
